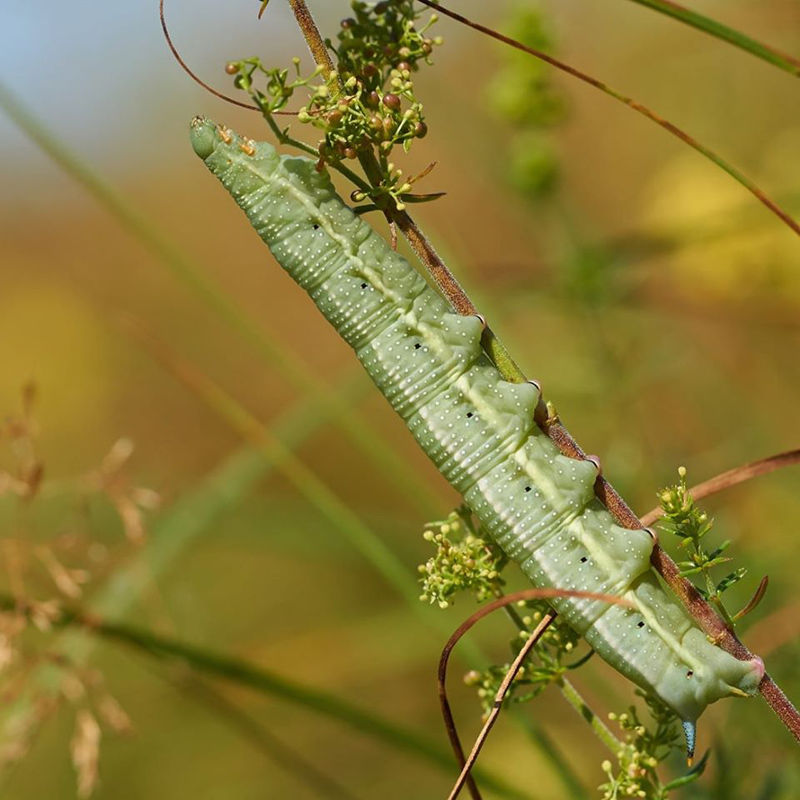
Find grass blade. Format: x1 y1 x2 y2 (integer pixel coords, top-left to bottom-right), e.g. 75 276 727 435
0 593 533 800
0 80 442 518
625 0 800 78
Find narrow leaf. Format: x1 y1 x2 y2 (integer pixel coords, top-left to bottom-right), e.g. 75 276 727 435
733 576 769 622
664 749 711 790
717 568 747 594
625 0 800 78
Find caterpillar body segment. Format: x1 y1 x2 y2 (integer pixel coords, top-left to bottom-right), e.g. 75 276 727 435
189 117 764 740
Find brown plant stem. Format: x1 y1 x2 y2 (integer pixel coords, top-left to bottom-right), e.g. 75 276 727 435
285 0 800 744
640 448 800 527
286 0 338 90
448 615 556 800
160 0 273 113
439 589 631 800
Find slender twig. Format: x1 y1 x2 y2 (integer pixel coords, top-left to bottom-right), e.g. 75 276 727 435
160 0 264 112
640 448 800 527
448 615 556 800
624 0 800 78
494 591 619 758
417 0 800 240
284 0 800 746
287 0 338 86
439 590 630 800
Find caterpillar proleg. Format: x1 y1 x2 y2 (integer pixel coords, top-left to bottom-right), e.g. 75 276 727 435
189 116 764 755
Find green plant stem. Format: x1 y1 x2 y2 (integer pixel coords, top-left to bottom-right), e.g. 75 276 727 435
624 0 800 77
556 677 622 754
262 111 372 194
0 80 441 521
0 595 530 800
286 0 800 745
496 593 622 759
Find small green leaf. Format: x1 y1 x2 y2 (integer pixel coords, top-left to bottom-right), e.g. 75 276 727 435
733 575 769 622
680 566 705 577
664 749 711 790
708 539 732 559
717 568 747 594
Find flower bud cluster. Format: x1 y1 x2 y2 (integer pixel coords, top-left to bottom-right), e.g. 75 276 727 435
227 57 319 115
418 507 506 608
659 466 746 617
461 603 583 717
599 694 682 800
228 1 442 208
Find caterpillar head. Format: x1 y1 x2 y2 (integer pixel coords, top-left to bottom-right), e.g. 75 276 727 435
189 115 218 159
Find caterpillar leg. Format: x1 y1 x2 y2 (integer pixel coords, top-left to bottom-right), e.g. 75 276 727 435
682 720 697 766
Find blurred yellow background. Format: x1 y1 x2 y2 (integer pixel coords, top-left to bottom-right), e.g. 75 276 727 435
1 1 799 798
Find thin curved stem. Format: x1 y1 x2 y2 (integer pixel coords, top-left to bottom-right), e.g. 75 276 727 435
159 0 265 112
417 0 800 239
640 448 800 527
438 589 628 799
494 591 620 757
448 614 556 800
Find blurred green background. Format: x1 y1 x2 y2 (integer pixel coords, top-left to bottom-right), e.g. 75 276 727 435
1 1 799 797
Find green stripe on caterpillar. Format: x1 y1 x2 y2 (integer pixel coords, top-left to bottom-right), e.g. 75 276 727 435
189 116 764 755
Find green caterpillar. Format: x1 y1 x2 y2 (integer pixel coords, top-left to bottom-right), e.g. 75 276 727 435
189 116 764 757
